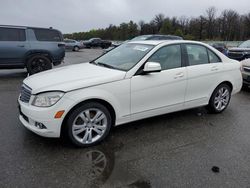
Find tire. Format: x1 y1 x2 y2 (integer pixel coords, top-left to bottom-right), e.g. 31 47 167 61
26 55 52 75
207 83 232 113
65 102 112 147
73 46 80 52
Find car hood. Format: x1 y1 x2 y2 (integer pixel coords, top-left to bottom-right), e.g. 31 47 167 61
228 47 250 52
23 63 126 94
241 59 250 66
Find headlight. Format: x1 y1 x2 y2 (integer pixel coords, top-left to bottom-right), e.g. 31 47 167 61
32 91 64 107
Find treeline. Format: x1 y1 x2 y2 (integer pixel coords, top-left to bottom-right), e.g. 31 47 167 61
64 7 250 41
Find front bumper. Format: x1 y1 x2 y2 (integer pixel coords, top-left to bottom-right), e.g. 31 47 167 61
242 72 250 86
18 96 73 138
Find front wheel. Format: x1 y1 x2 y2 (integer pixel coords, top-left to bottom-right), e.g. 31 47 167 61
65 102 112 147
207 84 232 113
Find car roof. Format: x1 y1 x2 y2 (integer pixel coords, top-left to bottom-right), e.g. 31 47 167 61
128 40 206 46
0 25 58 31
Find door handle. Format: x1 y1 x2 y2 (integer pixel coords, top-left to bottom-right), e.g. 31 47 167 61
211 66 219 71
17 45 25 47
174 72 184 79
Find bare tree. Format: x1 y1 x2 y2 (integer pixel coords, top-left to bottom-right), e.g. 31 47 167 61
205 6 217 39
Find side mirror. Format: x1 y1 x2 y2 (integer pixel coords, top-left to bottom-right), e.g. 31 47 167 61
143 62 161 74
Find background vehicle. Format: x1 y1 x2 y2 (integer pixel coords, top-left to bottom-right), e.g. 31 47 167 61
64 39 84 51
212 43 228 55
18 41 242 147
83 38 111 49
104 34 183 53
241 58 250 87
227 40 250 61
0 25 65 75
130 34 183 41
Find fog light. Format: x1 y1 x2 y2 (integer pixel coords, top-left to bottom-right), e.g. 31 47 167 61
35 122 47 129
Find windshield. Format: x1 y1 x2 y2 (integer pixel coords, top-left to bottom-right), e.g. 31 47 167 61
93 43 154 71
239 40 250 48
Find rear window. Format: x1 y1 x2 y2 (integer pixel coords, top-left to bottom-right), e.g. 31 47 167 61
0 28 26 41
33 29 62 42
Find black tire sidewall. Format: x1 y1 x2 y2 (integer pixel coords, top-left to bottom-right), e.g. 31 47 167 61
66 102 112 147
73 46 79 51
208 84 232 113
26 55 52 75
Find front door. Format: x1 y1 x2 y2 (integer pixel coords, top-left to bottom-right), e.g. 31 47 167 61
131 44 187 117
0 27 29 67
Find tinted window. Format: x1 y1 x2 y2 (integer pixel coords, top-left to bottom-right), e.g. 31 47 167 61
208 49 221 63
33 29 62 42
0 28 26 41
148 45 182 70
186 44 209 66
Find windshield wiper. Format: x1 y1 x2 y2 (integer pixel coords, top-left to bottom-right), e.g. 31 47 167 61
96 62 117 70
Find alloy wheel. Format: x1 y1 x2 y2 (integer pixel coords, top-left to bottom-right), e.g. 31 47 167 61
72 108 108 144
214 87 230 111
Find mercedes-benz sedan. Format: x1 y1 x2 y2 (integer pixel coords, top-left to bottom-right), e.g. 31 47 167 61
18 40 242 147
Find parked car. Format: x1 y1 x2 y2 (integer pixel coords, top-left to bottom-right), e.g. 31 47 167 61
241 58 250 87
130 34 183 41
83 38 111 49
212 43 228 55
18 40 242 147
227 40 250 61
64 39 84 51
104 35 183 53
0 25 65 75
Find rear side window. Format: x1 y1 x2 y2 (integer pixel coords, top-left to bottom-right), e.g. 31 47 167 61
33 29 62 42
186 44 209 66
207 49 221 63
148 44 182 70
0 28 26 41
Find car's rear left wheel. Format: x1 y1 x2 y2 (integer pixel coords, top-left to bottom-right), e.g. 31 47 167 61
207 84 231 113
65 102 112 147
26 55 52 75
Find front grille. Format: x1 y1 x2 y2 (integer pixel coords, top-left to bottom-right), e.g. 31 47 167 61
243 66 250 73
20 84 32 103
228 51 244 59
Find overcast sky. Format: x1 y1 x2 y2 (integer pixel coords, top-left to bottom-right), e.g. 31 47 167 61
0 0 249 33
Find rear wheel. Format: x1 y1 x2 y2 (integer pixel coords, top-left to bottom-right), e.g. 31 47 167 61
73 46 80 51
65 102 112 147
207 84 231 113
26 55 52 75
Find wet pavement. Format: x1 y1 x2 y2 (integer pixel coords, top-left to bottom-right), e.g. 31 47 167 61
0 50 250 188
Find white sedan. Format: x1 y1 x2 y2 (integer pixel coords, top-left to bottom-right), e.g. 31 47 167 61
18 40 242 147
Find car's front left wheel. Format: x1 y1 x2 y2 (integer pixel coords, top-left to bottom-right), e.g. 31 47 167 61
65 102 112 147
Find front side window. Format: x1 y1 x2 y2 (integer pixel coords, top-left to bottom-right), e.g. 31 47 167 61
33 29 62 42
186 44 209 66
147 44 182 70
93 43 154 71
0 28 26 41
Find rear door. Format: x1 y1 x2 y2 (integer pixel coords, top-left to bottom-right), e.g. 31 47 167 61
30 28 65 62
0 27 29 67
184 44 223 107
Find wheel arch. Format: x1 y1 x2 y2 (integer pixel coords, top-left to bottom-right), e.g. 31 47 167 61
61 98 116 136
24 50 53 65
209 80 233 100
